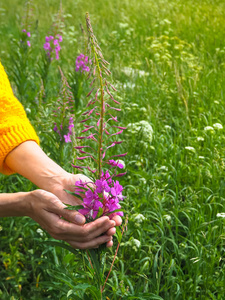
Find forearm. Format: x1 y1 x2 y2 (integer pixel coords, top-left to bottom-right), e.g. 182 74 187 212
0 192 30 217
5 141 68 192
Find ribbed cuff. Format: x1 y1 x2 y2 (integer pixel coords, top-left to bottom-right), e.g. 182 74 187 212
0 122 39 175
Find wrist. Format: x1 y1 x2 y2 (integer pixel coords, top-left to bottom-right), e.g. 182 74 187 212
5 141 68 190
0 191 32 217
45 171 70 194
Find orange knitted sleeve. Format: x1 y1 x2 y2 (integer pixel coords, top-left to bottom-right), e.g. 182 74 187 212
0 61 40 175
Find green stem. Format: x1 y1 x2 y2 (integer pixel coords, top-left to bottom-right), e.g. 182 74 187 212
91 42 104 179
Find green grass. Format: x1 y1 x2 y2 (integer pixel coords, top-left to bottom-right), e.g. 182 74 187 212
1 0 225 299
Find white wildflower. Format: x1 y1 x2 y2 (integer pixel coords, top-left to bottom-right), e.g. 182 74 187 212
185 146 195 153
216 213 225 218
36 228 44 236
140 177 147 184
127 120 153 143
119 22 129 29
140 107 147 113
213 123 223 130
159 166 168 172
122 67 149 77
138 70 150 77
132 238 141 249
204 126 214 132
122 67 135 76
164 125 172 130
130 103 139 108
123 82 136 89
197 137 204 142
163 214 171 222
25 108 31 114
132 213 146 223
199 156 205 160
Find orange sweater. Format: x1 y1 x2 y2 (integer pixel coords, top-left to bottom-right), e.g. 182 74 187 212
0 61 39 175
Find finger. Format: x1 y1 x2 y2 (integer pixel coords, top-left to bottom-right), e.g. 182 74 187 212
111 215 122 226
45 197 86 225
84 216 116 238
106 240 113 248
60 206 86 225
56 216 115 241
106 227 116 236
67 234 113 250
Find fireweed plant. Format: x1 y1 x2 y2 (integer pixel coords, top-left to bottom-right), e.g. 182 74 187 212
53 67 75 142
43 34 63 60
21 0 33 48
68 53 91 109
38 5 64 91
9 0 34 103
73 13 126 220
43 2 64 61
64 13 127 296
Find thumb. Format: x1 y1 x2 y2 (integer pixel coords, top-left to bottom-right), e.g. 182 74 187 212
49 199 86 225
60 206 86 225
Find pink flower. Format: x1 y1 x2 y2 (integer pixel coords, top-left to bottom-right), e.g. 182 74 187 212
76 172 124 220
43 42 51 50
75 54 90 73
44 35 62 60
27 41 31 47
109 159 124 169
57 34 63 42
64 133 72 143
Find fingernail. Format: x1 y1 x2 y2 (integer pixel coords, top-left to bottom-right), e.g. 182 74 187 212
74 214 85 224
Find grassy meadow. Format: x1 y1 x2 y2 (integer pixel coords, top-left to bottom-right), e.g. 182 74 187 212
1 0 225 299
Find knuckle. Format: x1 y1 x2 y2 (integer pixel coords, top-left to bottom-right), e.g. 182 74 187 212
51 232 60 240
78 244 87 250
80 227 89 238
49 226 62 239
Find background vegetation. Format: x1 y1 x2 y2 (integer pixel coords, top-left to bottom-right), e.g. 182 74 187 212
1 0 225 299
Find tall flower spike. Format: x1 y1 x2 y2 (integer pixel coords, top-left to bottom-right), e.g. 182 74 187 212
21 0 34 47
43 3 64 61
73 13 126 220
53 67 75 142
74 13 126 180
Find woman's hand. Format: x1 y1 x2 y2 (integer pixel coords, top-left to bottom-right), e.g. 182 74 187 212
48 173 122 247
26 189 117 249
4 141 122 247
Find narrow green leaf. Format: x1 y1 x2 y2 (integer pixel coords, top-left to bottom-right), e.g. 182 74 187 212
88 249 103 286
115 226 122 243
96 207 103 218
64 189 84 201
44 240 78 255
64 205 84 211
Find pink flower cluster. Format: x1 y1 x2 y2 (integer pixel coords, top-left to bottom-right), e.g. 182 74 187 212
22 29 31 47
75 170 124 220
63 117 74 143
75 54 90 72
53 117 74 143
43 34 62 60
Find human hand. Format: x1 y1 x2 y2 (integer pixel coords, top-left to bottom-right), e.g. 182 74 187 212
26 189 117 249
48 172 122 247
